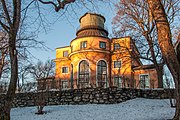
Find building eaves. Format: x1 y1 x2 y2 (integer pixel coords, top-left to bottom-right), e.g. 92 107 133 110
132 64 158 70
56 46 70 49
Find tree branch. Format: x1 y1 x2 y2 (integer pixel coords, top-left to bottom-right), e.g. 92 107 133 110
0 20 9 32
1 0 12 25
37 0 75 12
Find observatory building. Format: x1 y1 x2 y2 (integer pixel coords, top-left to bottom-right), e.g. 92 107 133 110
54 13 161 89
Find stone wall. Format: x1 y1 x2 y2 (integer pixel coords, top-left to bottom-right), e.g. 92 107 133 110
0 88 175 108
138 88 175 99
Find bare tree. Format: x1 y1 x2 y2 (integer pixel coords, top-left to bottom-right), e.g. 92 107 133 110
0 0 113 118
147 0 180 119
0 1 21 119
28 59 55 80
27 59 54 114
28 59 55 90
0 0 74 118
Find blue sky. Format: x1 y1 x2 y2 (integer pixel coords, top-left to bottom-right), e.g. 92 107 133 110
30 1 117 63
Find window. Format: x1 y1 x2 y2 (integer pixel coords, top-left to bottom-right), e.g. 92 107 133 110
80 41 87 49
114 76 122 88
97 60 107 88
79 60 89 88
99 41 106 49
114 43 120 51
62 67 68 73
62 80 68 89
114 61 121 68
139 74 149 89
63 51 68 57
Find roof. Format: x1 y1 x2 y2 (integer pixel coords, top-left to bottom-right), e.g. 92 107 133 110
56 46 70 49
132 64 163 70
79 12 106 23
76 26 108 38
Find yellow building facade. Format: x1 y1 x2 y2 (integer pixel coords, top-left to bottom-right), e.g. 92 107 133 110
54 13 161 89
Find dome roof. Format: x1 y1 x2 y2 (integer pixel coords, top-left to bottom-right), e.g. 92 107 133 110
76 25 108 38
76 13 108 38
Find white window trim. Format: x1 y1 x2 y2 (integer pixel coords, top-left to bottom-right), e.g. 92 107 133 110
80 41 87 49
96 59 109 88
113 43 120 51
61 80 69 90
139 74 150 89
63 51 68 57
113 60 122 69
77 59 91 87
99 41 106 49
113 76 122 88
62 66 69 74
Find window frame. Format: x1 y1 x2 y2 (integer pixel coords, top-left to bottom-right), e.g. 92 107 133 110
78 60 89 88
99 41 106 49
114 61 121 68
139 74 150 89
80 41 87 49
61 80 69 89
114 76 122 88
97 60 107 88
114 43 120 51
63 51 68 57
62 66 68 73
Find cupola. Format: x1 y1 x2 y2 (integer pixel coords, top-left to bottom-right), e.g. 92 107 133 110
76 13 108 38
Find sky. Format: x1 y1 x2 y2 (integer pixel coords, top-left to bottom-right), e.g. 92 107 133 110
29 1 117 63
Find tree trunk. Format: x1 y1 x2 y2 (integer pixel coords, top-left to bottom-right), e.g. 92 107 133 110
156 65 163 88
0 0 21 119
148 0 180 119
0 102 11 120
0 34 18 120
145 35 163 88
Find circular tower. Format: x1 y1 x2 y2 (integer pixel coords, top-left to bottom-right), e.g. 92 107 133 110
76 13 108 38
70 13 110 89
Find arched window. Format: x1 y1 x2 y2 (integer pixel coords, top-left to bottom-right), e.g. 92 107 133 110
114 43 120 51
79 60 89 88
97 60 107 88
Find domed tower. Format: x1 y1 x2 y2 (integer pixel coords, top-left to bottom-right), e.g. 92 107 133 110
69 13 111 89
76 13 108 38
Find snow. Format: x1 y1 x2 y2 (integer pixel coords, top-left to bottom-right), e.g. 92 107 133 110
11 98 175 120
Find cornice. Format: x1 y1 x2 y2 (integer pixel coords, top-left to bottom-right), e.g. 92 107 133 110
69 49 110 57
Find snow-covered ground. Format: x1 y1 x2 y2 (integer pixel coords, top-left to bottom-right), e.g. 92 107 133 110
11 98 175 120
